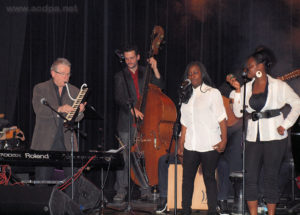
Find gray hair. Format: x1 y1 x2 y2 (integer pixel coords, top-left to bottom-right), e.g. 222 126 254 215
50 58 71 72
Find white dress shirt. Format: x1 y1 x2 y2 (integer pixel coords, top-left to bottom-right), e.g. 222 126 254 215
180 83 227 152
230 75 300 142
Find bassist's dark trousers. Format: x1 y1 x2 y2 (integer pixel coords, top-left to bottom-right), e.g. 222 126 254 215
114 131 151 199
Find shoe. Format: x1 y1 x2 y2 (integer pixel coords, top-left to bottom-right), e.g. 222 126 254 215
179 209 191 215
216 200 230 215
156 198 167 214
140 192 152 201
113 192 126 203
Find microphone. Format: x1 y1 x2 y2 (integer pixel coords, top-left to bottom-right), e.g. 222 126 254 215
115 49 124 60
242 68 248 78
40 98 48 105
40 98 67 121
180 79 191 89
226 74 236 83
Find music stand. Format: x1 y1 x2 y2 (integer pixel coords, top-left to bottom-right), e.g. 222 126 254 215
84 105 104 120
83 107 118 215
85 152 115 215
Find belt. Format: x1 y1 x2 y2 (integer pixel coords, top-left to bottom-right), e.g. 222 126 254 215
251 109 281 121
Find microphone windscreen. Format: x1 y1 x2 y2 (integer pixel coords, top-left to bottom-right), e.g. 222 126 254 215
40 98 46 105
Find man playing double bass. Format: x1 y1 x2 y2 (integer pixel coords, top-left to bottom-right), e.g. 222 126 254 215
114 45 164 203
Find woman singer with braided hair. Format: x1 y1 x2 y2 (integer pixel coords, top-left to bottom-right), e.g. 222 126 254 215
229 47 300 215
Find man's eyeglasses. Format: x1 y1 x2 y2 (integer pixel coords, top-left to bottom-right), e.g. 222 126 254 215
55 71 71 77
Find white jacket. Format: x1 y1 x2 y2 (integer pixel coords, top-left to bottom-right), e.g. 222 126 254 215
231 75 300 142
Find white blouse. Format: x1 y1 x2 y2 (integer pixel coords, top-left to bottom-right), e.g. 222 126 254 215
230 75 300 142
180 83 227 152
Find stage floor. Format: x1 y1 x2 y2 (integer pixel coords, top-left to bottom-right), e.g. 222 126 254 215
3 171 300 215
92 198 300 215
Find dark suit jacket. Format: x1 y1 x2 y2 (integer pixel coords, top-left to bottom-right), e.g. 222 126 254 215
114 66 164 132
31 79 83 151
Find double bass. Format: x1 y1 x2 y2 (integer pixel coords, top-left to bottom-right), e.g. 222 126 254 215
130 26 177 186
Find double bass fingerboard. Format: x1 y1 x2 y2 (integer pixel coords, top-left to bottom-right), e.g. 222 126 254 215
65 87 88 122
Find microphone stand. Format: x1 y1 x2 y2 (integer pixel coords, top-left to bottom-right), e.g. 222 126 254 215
117 55 135 212
116 53 137 213
173 91 184 215
125 99 136 214
241 72 248 215
42 100 78 200
165 87 186 215
116 55 149 214
165 84 189 162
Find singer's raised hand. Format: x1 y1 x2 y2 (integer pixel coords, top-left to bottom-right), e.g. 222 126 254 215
58 104 74 113
226 74 241 92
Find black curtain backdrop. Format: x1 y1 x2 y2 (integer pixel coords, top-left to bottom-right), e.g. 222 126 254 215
1 0 299 151
0 0 27 123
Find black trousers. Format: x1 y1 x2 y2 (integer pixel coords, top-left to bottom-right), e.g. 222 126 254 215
245 138 287 203
217 120 243 200
182 148 220 214
114 131 150 196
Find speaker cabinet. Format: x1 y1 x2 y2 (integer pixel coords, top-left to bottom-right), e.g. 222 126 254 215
0 185 81 215
63 175 102 211
0 176 101 214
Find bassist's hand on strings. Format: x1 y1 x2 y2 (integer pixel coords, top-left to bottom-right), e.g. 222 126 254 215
58 104 74 113
131 107 144 120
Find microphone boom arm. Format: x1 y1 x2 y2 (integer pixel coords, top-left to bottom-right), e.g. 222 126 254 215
41 98 68 122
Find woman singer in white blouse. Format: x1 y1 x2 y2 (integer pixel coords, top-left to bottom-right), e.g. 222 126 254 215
178 61 227 215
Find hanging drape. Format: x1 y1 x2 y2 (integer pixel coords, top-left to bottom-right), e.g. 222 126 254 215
0 0 299 151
